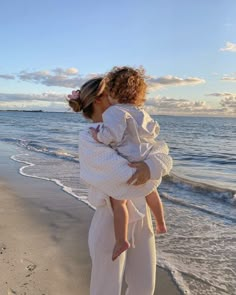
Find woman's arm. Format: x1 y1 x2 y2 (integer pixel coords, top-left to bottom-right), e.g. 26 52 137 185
126 141 173 184
79 127 134 195
144 140 173 179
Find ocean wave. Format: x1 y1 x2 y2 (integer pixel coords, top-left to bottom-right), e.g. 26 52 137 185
0 137 79 163
161 192 236 223
157 261 190 295
158 256 230 295
165 173 236 206
10 154 94 210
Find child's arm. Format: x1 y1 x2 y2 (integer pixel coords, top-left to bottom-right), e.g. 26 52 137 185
91 106 128 146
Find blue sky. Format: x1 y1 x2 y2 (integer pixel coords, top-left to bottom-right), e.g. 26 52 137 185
0 0 235 116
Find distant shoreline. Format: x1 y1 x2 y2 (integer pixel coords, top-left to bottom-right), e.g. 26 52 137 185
0 110 234 118
0 110 44 112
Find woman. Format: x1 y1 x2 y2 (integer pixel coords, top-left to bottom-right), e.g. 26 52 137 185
68 76 172 295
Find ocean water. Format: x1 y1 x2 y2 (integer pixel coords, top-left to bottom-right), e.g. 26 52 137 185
0 111 235 295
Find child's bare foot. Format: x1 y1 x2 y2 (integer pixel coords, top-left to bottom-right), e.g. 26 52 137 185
156 222 167 234
112 241 130 261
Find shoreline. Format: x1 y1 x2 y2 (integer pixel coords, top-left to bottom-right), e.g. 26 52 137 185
0 142 181 294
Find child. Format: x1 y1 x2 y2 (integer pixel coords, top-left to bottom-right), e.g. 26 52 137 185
90 66 167 261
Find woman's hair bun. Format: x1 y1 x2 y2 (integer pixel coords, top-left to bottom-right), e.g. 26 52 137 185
67 90 83 112
68 99 82 112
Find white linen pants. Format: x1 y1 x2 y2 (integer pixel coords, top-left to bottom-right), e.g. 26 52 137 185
88 204 156 295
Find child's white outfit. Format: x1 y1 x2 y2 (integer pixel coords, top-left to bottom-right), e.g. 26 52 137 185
97 104 160 162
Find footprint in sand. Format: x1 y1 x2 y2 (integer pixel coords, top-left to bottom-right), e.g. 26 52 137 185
26 264 37 271
20 258 37 272
0 243 6 254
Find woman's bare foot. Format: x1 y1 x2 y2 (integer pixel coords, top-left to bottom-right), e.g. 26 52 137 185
156 222 167 234
112 240 130 261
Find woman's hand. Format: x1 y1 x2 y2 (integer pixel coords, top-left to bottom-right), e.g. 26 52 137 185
127 161 151 186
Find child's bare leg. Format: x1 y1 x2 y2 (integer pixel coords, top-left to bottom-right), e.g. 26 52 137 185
110 197 130 261
145 190 167 234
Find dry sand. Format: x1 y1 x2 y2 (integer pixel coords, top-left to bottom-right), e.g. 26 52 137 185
0 143 181 295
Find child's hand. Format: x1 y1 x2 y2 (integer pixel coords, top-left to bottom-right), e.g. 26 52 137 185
89 127 100 142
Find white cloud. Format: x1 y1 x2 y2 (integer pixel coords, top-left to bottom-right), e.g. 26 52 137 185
0 92 68 111
219 97 236 113
52 67 79 75
0 68 99 88
146 75 205 90
0 68 206 92
65 67 79 75
144 95 235 116
221 76 236 82
206 93 236 114
12 67 102 88
17 68 90 88
220 42 236 52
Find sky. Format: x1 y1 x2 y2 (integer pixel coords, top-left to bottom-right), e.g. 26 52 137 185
0 0 236 116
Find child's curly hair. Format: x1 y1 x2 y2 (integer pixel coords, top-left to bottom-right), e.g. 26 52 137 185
105 66 147 106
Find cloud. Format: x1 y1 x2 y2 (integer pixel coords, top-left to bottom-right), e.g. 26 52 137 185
219 96 236 113
0 74 15 80
145 96 206 110
221 76 236 82
0 92 68 111
15 67 103 88
206 92 235 97
220 42 236 52
52 67 79 75
205 93 236 113
17 68 90 88
0 68 206 91
0 67 102 89
1 91 235 115
144 95 235 116
146 75 205 90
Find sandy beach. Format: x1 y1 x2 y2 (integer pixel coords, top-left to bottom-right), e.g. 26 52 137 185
0 142 181 295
